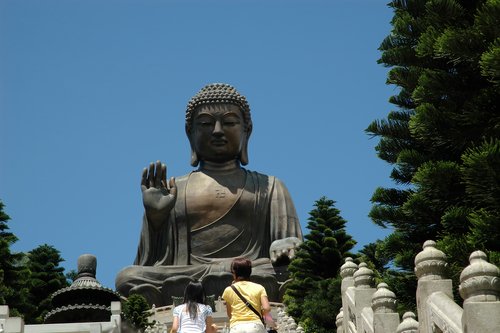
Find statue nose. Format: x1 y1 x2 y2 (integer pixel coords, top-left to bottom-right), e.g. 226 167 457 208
213 120 223 134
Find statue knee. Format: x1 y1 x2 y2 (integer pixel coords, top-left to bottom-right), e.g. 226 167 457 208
129 284 164 307
115 266 143 296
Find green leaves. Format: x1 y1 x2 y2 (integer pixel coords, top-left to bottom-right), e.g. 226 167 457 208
0 201 71 323
25 244 70 323
369 0 500 310
462 139 500 209
122 294 151 331
480 39 500 83
284 197 355 332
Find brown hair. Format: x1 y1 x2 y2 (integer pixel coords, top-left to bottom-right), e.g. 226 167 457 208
231 257 252 279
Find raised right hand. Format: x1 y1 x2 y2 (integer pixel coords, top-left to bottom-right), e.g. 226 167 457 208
141 160 177 225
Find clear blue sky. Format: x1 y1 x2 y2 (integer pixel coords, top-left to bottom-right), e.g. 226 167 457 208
1 0 396 290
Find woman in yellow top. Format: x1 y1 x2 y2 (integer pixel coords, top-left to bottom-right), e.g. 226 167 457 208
222 258 271 333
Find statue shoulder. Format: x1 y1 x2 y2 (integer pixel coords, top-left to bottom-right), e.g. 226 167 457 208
175 173 190 184
243 169 276 184
243 169 295 195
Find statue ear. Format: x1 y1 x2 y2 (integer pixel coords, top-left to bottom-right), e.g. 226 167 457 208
239 124 252 166
187 127 200 167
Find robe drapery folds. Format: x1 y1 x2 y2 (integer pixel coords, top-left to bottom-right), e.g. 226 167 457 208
117 169 302 292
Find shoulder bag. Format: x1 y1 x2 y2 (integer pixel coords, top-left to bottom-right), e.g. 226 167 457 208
230 285 265 326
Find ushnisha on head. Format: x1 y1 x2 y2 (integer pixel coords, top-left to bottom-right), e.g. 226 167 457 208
185 83 253 166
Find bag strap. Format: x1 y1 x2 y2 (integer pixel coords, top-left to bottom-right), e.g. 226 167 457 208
230 285 265 325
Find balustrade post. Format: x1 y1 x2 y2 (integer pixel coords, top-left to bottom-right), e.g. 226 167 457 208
353 262 376 332
0 306 23 333
277 308 285 329
110 302 121 333
284 317 296 333
396 312 418 333
372 283 399 333
0 306 8 331
340 257 358 330
414 240 452 333
335 308 344 333
459 250 500 333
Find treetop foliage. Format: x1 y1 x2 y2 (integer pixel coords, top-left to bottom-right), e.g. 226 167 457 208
0 201 70 323
122 294 151 331
365 0 500 311
284 196 355 332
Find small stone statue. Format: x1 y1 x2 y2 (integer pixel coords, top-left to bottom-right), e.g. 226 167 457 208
116 83 303 305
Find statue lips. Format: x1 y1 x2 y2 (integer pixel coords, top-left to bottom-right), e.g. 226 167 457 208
211 139 227 146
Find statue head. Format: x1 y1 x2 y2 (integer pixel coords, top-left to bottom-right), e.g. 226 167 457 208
186 83 253 166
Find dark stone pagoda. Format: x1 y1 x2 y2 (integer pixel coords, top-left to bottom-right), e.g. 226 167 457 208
45 254 121 323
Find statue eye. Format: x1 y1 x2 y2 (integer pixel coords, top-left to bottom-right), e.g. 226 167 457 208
223 117 240 127
196 118 214 127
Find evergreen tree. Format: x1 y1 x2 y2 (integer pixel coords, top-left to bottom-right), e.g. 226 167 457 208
358 241 391 273
284 196 355 331
300 277 342 333
25 244 70 323
65 269 78 284
0 200 31 317
366 0 500 309
122 294 151 332
0 201 11 305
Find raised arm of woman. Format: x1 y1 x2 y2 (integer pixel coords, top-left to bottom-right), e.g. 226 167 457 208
261 294 271 315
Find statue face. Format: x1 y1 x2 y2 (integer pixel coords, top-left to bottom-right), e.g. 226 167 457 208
191 103 247 163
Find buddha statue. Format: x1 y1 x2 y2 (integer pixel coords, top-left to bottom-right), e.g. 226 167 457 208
116 83 303 305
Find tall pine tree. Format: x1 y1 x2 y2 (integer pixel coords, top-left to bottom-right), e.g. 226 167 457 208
366 0 500 309
0 201 31 317
25 244 70 323
284 197 355 332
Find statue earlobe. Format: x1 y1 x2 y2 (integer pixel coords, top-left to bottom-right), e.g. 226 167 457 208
239 124 252 166
190 148 199 167
186 127 199 167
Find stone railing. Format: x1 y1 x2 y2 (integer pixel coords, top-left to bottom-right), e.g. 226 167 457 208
0 302 121 333
336 240 500 333
275 308 303 333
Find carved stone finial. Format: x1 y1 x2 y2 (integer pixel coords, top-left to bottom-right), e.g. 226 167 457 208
372 282 397 313
277 308 285 324
77 254 97 278
354 262 374 288
396 312 418 333
296 324 304 333
335 308 344 328
414 240 447 280
459 250 500 303
340 257 358 279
